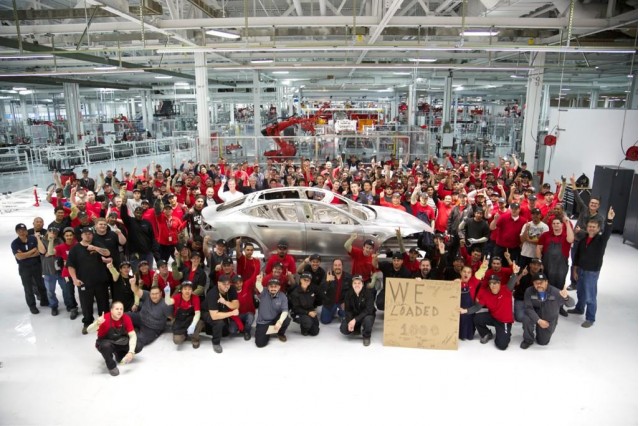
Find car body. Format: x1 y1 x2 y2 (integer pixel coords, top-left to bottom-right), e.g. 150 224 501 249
201 186 432 261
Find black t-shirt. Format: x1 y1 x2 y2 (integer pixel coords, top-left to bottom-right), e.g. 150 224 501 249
66 242 109 284
205 285 238 312
93 230 121 267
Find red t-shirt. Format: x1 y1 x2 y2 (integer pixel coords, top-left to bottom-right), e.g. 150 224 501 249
476 285 514 323
237 255 261 282
538 230 572 258
97 313 134 339
265 254 296 275
172 294 201 316
495 213 527 248
236 285 256 315
157 273 179 292
411 203 435 221
138 270 155 289
54 241 77 278
434 201 453 233
349 246 376 282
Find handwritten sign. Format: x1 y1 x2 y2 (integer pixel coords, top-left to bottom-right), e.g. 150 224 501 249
383 278 460 350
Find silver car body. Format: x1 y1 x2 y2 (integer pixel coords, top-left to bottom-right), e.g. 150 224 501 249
201 187 433 260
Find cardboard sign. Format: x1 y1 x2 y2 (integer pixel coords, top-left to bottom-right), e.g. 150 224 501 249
383 278 460 350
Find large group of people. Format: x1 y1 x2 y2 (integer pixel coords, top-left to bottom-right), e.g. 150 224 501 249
10 152 616 375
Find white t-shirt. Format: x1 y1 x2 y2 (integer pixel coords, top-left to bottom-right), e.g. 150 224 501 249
520 220 549 258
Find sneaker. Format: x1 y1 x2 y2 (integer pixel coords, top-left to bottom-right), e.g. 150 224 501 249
480 333 494 344
192 339 200 349
82 326 88 335
559 307 568 317
301 330 309 336
277 334 287 343
520 340 533 349
567 284 577 291
109 367 120 376
363 337 371 346
212 344 223 353
29 306 39 314
51 307 59 316
40 301 49 307
243 332 251 341
567 308 584 315
581 321 594 328
70 308 79 320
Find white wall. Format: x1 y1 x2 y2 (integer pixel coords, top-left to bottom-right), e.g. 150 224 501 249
542 108 638 185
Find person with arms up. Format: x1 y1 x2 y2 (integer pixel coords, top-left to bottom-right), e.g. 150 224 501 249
340 275 376 346
568 207 615 328
344 234 379 286
254 277 291 348
87 301 137 376
521 272 575 349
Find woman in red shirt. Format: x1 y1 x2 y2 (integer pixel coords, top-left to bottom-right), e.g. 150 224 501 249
87 301 137 376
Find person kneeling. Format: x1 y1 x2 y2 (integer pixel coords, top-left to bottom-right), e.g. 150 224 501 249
521 273 575 349
203 274 239 354
290 272 322 336
255 277 290 348
87 301 137 376
169 281 204 349
340 275 376 346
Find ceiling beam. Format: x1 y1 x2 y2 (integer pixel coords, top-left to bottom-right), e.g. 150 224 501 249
0 75 152 90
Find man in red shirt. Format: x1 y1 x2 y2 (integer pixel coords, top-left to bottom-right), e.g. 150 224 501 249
87 301 137 376
154 201 186 262
235 239 261 283
434 195 454 234
490 202 527 265
265 239 296 275
344 234 378 285
53 227 79 319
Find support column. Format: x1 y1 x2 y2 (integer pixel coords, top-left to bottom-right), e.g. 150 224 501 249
253 71 262 137
20 94 29 123
442 72 453 132
407 84 416 126
229 103 235 124
629 75 637 109
521 52 545 170
195 52 211 162
141 90 153 133
63 82 82 145
590 89 599 109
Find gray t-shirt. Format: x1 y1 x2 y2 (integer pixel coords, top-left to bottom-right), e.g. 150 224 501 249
139 290 173 331
256 289 288 324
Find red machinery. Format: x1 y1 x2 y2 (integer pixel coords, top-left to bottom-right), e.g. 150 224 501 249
262 106 327 161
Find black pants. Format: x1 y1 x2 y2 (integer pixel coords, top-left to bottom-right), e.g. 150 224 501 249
294 314 319 336
340 315 375 338
375 290 386 311
522 315 557 346
96 340 128 370
18 264 48 308
474 312 512 350
78 282 110 326
128 311 163 352
255 316 291 348
204 313 230 345
159 244 177 263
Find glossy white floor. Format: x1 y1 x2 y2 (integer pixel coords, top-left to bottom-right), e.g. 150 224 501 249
0 202 637 426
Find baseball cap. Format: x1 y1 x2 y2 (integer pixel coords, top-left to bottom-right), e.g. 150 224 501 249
180 280 194 287
392 251 403 260
80 226 93 233
232 275 243 283
221 257 233 265
62 227 75 234
300 272 312 280
215 239 226 245
132 188 141 193
488 274 501 283
532 272 547 281
409 247 419 254
309 254 321 261
267 278 281 286
498 198 506 204
218 274 231 282
15 223 27 231
510 202 520 209
277 239 288 248
529 258 543 264
157 260 168 267
531 208 541 215
47 225 60 232
272 261 284 269
364 239 375 247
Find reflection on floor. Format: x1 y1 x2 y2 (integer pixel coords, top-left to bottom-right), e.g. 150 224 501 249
0 204 637 426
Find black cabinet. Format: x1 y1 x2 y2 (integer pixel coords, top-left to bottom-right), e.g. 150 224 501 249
623 174 637 246
591 165 635 233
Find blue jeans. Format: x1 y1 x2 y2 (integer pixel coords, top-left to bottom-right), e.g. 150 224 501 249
229 313 255 335
43 274 77 311
513 300 526 323
320 304 344 324
576 269 599 322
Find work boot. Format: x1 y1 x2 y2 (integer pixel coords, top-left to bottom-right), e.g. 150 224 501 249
70 308 79 320
51 307 59 316
29 306 39 314
363 337 371 347
109 367 120 377
480 333 494 344
581 321 594 328
213 344 223 353
277 334 287 343
567 308 584 315
520 340 533 349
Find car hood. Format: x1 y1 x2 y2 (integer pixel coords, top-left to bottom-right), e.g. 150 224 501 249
367 205 433 234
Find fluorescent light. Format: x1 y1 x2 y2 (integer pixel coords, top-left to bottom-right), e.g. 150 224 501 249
510 74 526 79
410 58 437 63
560 88 571 91
0 55 53 59
393 72 412 75
461 30 499 36
206 29 241 39
19 90 33 95
455 86 464 91
0 69 144 77
174 82 190 86
628 74 634 78
154 75 173 79
13 87 27 91
93 66 118 70
272 71 289 74
251 59 273 64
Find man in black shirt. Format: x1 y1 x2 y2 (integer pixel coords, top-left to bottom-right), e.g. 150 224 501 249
204 274 239 353
11 223 49 314
289 273 322 336
120 203 156 271
341 275 376 346
376 252 412 310
67 227 111 334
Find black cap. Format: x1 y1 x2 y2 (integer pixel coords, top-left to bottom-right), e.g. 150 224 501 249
107 211 118 217
267 278 281 286
215 238 226 245
80 226 93 233
166 193 176 199
15 223 27 231
528 195 537 201
232 275 243 282
132 188 141 193
531 208 541 215
488 274 501 283
221 257 233 265
138 260 149 266
510 202 520 209
77 211 88 218
272 261 284 269
364 239 375 247
277 239 288 248
491 191 500 196
300 272 312 280
529 258 543 264
392 251 403 260
453 254 464 262
181 280 194 287
157 260 167 267
47 225 60 232
141 199 150 204
532 272 547 281
309 253 321 261
218 274 231 282
409 247 419 254
120 261 132 268
190 251 202 259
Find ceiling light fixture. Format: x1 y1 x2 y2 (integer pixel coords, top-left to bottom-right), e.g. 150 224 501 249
13 87 27 91
154 75 173 79
93 66 118 70
410 58 437 63
272 71 289 74
206 29 241 39
461 30 499 37
393 72 412 75
251 59 273 64
0 55 54 59
0 69 144 78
